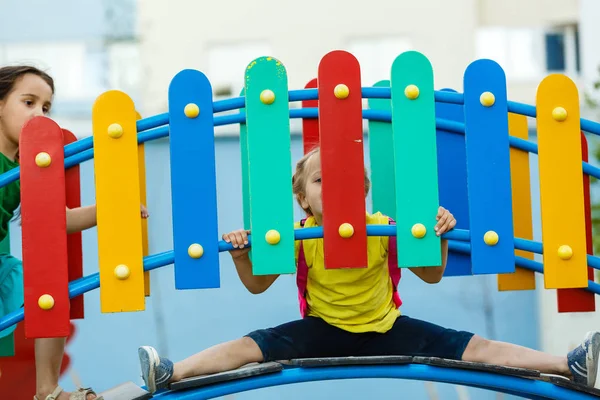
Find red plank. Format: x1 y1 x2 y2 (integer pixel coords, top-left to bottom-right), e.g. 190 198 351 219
63 129 84 320
318 50 367 269
20 117 69 338
557 132 595 312
302 78 319 154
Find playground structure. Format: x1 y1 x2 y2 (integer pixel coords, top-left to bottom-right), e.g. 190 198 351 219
0 49 599 399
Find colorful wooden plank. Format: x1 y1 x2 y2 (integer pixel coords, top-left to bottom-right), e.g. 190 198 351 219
302 78 319 154
0 230 14 355
318 50 368 269
367 80 395 219
136 111 151 297
556 132 595 311
391 51 440 267
435 88 472 276
92 90 145 312
463 59 515 274
536 74 587 289
169 69 220 288
498 114 535 290
20 116 70 338
240 88 251 232
245 57 296 275
62 129 84 319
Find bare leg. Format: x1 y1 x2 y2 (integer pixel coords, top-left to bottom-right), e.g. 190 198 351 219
172 337 263 382
35 338 97 400
462 335 571 377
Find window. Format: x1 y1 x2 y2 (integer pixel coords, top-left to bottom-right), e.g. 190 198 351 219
207 41 273 100
206 41 273 135
347 37 413 87
545 24 581 75
475 27 544 81
476 25 581 81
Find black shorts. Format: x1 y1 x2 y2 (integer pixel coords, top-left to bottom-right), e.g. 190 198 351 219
246 315 474 362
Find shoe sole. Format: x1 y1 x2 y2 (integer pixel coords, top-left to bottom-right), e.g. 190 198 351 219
139 346 160 393
585 331 600 387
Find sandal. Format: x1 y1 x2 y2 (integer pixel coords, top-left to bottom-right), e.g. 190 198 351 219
33 385 104 400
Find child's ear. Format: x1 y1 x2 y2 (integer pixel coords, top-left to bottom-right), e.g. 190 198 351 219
297 193 309 210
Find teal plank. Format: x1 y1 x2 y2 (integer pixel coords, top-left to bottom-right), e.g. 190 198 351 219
367 80 396 219
391 51 441 267
245 57 295 275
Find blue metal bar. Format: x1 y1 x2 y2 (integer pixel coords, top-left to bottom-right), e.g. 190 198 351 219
149 364 595 400
3 225 600 332
449 241 600 296
3 103 600 187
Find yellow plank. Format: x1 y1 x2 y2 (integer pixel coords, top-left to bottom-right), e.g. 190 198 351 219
93 91 145 312
536 74 587 289
136 111 151 297
498 113 535 291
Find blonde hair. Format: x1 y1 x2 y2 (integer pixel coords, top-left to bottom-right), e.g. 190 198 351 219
292 147 371 215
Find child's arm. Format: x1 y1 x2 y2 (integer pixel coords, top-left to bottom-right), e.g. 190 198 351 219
409 239 448 283
66 205 97 234
409 206 455 284
224 229 279 294
66 204 149 234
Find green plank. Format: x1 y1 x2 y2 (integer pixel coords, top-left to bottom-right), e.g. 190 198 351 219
0 230 14 356
245 57 295 275
391 51 441 267
368 80 396 219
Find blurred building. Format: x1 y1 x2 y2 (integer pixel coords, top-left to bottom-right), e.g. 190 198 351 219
0 0 139 136
1 0 600 398
138 0 599 122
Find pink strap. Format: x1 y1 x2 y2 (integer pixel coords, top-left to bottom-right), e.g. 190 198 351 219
296 219 309 317
387 218 402 308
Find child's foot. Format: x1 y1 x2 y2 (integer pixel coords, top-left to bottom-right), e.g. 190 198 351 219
567 331 600 387
138 346 174 393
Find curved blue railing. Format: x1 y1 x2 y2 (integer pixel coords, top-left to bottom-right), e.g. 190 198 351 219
148 364 597 400
1 87 600 187
0 86 598 398
0 87 598 341
2 226 600 332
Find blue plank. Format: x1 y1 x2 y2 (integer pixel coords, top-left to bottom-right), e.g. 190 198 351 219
168 69 220 289
239 88 251 232
463 60 515 274
435 88 472 276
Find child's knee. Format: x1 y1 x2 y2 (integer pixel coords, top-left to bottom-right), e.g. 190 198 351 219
462 335 490 361
238 336 264 361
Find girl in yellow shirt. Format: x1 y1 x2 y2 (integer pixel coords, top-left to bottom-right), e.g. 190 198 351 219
139 147 599 392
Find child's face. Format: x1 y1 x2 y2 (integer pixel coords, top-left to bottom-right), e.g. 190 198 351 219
298 152 323 217
0 73 53 148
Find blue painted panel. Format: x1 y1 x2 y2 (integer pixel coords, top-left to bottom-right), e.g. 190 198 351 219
463 60 515 274
239 88 251 232
436 88 472 276
168 69 220 289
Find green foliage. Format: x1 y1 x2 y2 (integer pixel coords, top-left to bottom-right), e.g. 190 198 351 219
588 66 600 281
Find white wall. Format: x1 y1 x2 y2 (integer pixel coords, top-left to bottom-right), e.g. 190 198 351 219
137 0 478 116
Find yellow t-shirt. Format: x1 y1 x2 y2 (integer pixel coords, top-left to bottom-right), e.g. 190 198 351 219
294 212 400 333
